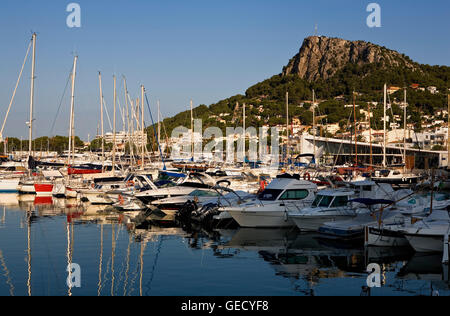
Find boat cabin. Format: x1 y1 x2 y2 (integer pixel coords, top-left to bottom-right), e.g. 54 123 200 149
311 190 355 209
257 177 318 202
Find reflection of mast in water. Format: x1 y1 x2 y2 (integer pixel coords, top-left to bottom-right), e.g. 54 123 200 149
1 206 5 225
97 223 103 296
123 233 132 296
26 206 32 296
0 249 15 296
111 223 116 296
66 218 73 296
139 241 146 297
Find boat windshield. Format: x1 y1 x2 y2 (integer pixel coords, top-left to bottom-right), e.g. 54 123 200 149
258 189 283 201
312 195 334 207
154 180 176 188
189 190 220 197
330 196 349 207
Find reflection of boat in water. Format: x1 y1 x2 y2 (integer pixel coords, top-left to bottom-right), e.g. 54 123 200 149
398 253 449 286
217 228 416 285
0 194 20 210
133 226 189 243
18 194 36 204
34 196 53 206
218 228 299 253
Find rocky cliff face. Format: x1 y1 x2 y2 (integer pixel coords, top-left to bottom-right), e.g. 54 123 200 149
282 36 418 81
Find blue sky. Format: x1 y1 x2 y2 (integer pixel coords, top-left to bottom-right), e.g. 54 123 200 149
0 0 449 140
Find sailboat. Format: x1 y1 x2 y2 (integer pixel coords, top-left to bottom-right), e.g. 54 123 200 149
371 85 422 187
17 33 38 195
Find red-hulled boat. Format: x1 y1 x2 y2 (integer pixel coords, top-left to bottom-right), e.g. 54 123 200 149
34 183 54 196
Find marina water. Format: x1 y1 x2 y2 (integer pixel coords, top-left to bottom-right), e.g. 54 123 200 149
0 194 448 296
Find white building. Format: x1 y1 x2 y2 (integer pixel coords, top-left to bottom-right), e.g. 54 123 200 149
100 131 147 147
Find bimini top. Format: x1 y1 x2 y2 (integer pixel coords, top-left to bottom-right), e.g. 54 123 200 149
266 177 318 191
316 189 355 197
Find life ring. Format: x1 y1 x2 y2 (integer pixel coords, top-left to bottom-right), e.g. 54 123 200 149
118 195 125 205
303 173 311 181
91 183 95 189
127 180 135 187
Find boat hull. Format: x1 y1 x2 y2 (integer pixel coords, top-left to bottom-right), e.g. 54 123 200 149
227 210 294 228
366 227 410 247
82 191 114 205
405 234 444 253
18 182 36 195
291 215 355 232
0 179 20 193
34 183 54 197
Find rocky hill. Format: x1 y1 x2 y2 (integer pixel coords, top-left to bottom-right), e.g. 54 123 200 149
282 36 419 81
149 36 449 141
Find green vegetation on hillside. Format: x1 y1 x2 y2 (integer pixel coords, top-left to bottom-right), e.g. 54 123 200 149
149 59 448 139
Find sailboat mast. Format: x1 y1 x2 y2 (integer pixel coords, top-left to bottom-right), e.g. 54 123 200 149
68 55 78 167
448 94 450 170
312 89 316 161
123 77 132 170
353 91 358 165
157 100 161 151
368 102 373 167
286 91 289 164
403 88 407 170
190 99 194 160
112 75 117 173
383 83 387 168
28 33 37 157
141 85 145 170
243 102 246 163
98 72 105 172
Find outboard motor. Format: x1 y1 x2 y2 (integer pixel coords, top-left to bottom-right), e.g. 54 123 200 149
178 200 199 220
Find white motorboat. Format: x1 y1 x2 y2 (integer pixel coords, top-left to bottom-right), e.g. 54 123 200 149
80 173 154 205
371 169 422 188
135 173 217 205
289 189 358 232
404 222 450 253
224 174 318 228
365 193 450 247
385 210 450 253
0 178 20 193
151 189 222 216
289 181 405 233
319 209 406 240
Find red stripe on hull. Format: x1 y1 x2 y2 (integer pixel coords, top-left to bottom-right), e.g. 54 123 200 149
68 168 102 175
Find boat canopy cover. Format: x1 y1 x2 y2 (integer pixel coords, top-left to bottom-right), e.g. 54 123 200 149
276 174 300 180
295 154 315 160
349 198 393 206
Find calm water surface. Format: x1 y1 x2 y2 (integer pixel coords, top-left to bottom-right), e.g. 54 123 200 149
0 193 448 296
